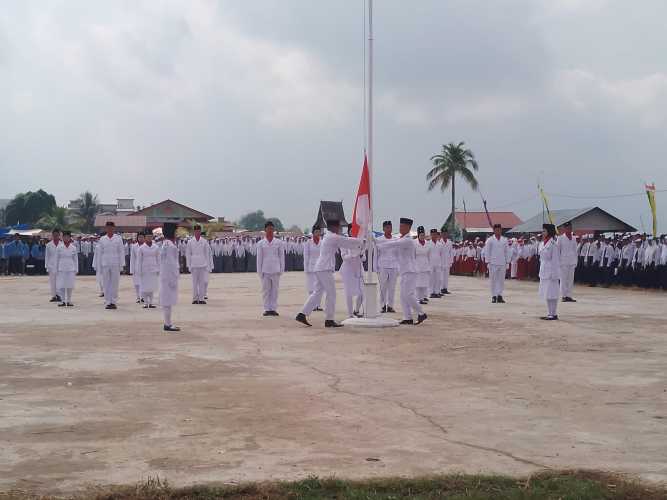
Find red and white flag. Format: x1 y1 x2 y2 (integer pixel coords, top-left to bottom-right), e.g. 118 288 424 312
350 154 371 238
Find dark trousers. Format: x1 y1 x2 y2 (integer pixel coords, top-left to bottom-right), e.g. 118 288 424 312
8 256 23 274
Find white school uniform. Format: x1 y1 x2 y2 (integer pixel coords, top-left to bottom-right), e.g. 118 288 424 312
375 234 399 308
256 237 286 312
377 235 423 321
415 239 431 300
45 239 60 297
138 243 160 296
484 235 511 297
96 234 125 305
557 233 578 298
186 237 212 302
539 237 561 300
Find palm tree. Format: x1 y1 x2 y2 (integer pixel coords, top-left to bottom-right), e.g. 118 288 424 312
76 191 100 233
427 142 479 231
36 206 69 231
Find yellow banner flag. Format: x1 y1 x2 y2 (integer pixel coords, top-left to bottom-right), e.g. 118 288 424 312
538 185 559 234
645 183 657 237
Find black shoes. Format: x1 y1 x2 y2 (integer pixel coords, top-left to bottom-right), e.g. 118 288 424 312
416 313 427 324
163 325 181 332
148 305 156 309
353 311 362 318
136 299 141 304
66 303 74 307
199 300 207 305
492 296 497 303
324 320 343 328
295 313 312 327
381 305 387 313
50 296 59 303
399 319 414 325
441 289 451 295
430 293 441 299
192 300 198 304
540 316 559 321
105 304 117 310
386 306 396 313
497 296 506 304
314 307 324 312
562 297 577 303
58 302 67 307
99 293 104 298
419 299 428 305
263 311 279 317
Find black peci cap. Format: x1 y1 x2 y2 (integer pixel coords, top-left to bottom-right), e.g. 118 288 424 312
163 222 177 239
430 228 438 234
382 220 392 227
400 218 413 226
417 226 425 234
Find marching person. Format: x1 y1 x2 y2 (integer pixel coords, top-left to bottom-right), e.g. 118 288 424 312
339 226 365 318
256 220 286 317
484 224 511 303
539 223 561 320
376 220 399 313
137 231 159 309
45 228 62 303
303 225 323 311
96 222 125 309
56 230 78 307
415 226 432 304
296 219 363 328
160 223 181 332
428 229 443 299
186 224 212 304
130 232 145 303
376 218 427 325
557 222 578 302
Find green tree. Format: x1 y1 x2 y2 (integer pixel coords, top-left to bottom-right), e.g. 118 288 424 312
75 191 100 233
5 189 57 225
36 206 70 230
267 218 285 231
238 210 267 231
427 142 479 232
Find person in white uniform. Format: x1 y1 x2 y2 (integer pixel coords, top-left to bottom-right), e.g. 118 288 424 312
484 224 511 303
339 226 365 318
428 229 443 299
160 223 181 332
539 223 561 320
414 226 432 304
186 224 212 305
376 218 427 325
256 220 286 316
557 221 578 302
376 220 399 313
56 230 78 307
130 232 145 303
440 228 454 294
96 221 125 309
45 228 62 303
303 225 323 311
296 219 363 328
137 231 159 309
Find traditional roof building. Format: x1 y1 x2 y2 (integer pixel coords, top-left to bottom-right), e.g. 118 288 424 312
314 201 349 229
509 207 636 235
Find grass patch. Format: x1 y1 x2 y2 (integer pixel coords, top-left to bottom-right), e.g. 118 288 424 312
2 470 665 500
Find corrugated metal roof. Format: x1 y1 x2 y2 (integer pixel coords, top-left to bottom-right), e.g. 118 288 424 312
509 207 635 233
453 211 523 229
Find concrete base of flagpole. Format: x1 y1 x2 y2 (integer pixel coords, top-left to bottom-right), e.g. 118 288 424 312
342 282 399 328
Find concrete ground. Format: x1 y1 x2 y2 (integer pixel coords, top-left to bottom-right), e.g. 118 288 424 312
0 272 665 494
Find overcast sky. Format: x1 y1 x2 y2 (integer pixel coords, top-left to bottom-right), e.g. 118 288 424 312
2 0 666 232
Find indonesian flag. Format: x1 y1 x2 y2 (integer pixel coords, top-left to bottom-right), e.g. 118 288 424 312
350 154 371 238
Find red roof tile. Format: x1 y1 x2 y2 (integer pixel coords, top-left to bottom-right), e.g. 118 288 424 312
454 211 523 230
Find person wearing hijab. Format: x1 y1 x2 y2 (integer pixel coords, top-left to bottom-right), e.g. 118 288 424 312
539 223 561 320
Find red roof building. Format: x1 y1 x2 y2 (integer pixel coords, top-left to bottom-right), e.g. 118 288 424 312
130 199 214 229
446 211 523 234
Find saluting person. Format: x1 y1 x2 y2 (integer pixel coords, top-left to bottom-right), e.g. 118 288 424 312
256 221 285 316
339 226 365 318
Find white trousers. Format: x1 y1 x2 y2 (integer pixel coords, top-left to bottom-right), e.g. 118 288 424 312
488 264 506 297
260 273 281 311
191 267 208 301
143 291 155 306
302 271 336 320
400 272 423 321
442 265 450 291
560 265 575 298
48 271 58 297
163 305 173 326
511 260 518 278
305 272 322 306
429 267 442 295
378 268 398 307
101 266 120 305
59 288 73 303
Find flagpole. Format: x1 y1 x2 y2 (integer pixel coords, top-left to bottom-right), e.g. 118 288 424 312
366 0 374 285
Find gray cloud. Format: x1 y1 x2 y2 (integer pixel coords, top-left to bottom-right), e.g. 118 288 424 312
0 0 665 232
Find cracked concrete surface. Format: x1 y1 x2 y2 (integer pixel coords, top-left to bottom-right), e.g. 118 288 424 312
0 272 665 493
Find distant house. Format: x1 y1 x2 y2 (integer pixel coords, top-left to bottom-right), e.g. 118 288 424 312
93 215 148 233
314 201 349 230
68 197 136 216
444 211 523 238
509 207 636 235
129 199 214 229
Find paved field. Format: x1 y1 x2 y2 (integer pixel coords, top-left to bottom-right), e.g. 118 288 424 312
0 272 665 494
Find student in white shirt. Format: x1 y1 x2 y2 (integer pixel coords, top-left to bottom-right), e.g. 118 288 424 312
56 231 78 307
256 221 286 316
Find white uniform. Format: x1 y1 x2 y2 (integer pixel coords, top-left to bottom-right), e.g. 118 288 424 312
256 237 286 313
428 240 443 296
340 246 364 316
415 240 431 301
539 237 561 317
45 239 61 298
130 242 143 300
377 235 424 321
376 234 399 309
440 238 454 291
302 232 363 321
56 242 78 303
96 234 125 306
303 238 322 304
484 235 511 297
186 237 213 302
138 243 160 305
557 233 578 299
159 239 180 327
